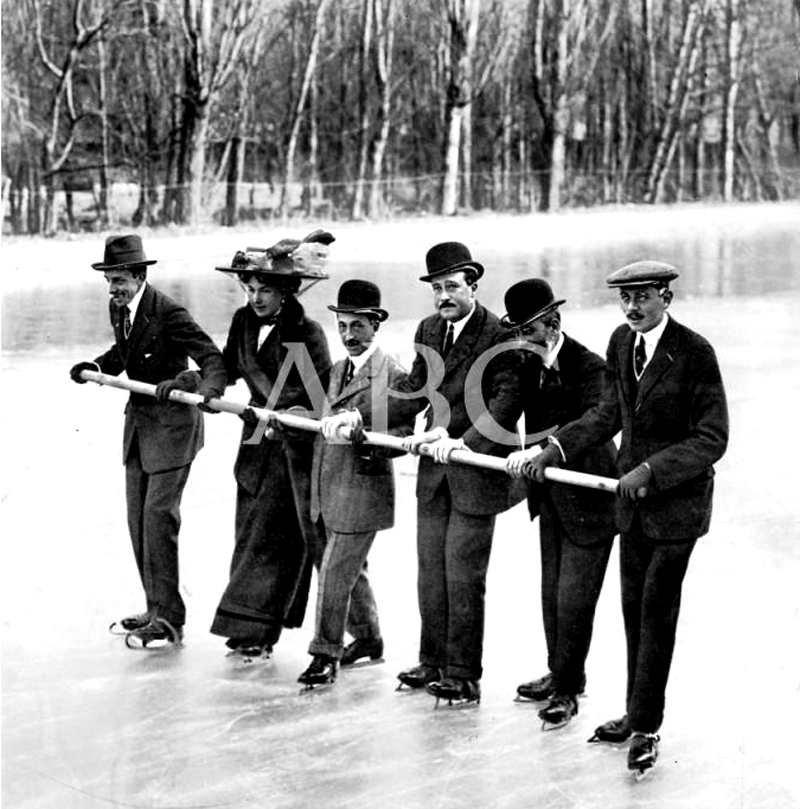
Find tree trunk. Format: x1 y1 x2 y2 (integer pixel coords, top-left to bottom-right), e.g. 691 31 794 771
352 0 374 219
282 0 330 218
441 0 481 216
721 0 741 202
645 0 706 202
368 0 395 218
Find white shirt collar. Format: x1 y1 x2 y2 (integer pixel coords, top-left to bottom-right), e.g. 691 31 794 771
127 280 147 323
349 341 378 372
542 332 565 369
638 312 670 351
447 302 476 343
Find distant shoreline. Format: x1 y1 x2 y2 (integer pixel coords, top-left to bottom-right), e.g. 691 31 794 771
2 200 799 292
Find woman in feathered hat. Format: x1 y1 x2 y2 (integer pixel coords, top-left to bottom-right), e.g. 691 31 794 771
209 230 334 661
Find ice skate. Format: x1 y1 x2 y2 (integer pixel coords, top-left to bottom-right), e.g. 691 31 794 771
538 694 578 730
109 611 150 635
298 655 338 692
516 671 585 703
426 677 481 708
340 637 384 667
225 639 273 665
396 664 441 691
628 732 659 780
587 715 632 744
124 617 183 649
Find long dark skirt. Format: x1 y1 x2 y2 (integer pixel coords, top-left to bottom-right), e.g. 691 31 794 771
210 438 318 645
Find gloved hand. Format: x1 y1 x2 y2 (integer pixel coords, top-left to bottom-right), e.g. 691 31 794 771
505 446 542 479
524 442 562 483
617 462 653 501
239 406 261 428
401 426 448 456
69 361 99 384
197 391 221 414
321 410 364 444
155 371 200 401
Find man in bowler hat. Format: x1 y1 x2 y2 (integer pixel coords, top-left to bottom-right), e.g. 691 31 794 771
525 261 728 774
297 280 410 687
70 234 226 645
502 279 617 728
371 241 521 704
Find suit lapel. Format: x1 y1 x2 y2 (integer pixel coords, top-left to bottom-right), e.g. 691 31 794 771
617 329 637 405
443 304 484 374
329 348 384 408
635 319 678 409
122 284 155 361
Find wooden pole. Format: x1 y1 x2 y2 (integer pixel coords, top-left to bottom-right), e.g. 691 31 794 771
79 369 619 493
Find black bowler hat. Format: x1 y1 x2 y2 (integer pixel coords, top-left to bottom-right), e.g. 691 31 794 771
500 278 566 328
327 279 389 322
91 234 156 271
606 260 679 288
419 241 484 282
215 229 334 280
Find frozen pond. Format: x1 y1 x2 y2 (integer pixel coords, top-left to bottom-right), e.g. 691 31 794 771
2 203 800 809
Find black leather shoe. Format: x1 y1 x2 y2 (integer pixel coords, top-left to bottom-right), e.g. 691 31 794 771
397 664 441 689
538 693 578 729
516 671 586 701
588 715 632 743
426 677 481 706
516 672 553 701
298 655 338 686
120 611 151 631
628 732 660 776
341 637 384 666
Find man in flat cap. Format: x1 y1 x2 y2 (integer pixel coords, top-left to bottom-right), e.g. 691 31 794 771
297 280 411 688
502 279 617 729
70 234 226 646
525 261 729 775
366 241 521 705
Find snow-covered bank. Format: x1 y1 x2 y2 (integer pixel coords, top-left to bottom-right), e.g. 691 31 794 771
2 201 799 292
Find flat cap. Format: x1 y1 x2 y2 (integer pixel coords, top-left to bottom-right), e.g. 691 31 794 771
605 260 679 288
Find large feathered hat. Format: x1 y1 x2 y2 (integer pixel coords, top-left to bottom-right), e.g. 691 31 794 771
216 229 334 293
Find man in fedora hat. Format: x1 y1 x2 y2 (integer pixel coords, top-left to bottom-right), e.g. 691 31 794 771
524 261 728 775
359 241 521 705
297 280 411 687
501 278 616 728
69 234 226 646
209 230 333 662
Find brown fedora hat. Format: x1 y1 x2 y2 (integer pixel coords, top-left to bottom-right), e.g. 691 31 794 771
215 229 334 281
327 279 389 322
419 241 484 282
91 234 156 271
500 278 566 328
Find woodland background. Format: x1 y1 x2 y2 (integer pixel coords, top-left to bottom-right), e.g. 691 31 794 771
2 0 799 236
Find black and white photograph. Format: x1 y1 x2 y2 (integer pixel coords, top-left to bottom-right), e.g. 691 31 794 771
2 1 799 808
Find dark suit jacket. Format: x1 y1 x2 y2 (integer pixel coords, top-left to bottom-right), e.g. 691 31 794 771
310 348 410 533
515 333 617 544
224 296 332 495
393 303 522 517
557 317 729 540
94 283 226 474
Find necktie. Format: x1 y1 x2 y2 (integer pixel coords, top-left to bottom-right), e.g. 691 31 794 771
120 306 131 345
634 337 646 378
443 324 455 357
343 358 354 388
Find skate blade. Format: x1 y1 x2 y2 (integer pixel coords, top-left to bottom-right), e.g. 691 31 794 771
540 718 571 731
298 681 335 694
124 634 182 651
341 656 385 670
631 766 653 782
226 649 272 666
109 622 129 636
432 696 481 710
